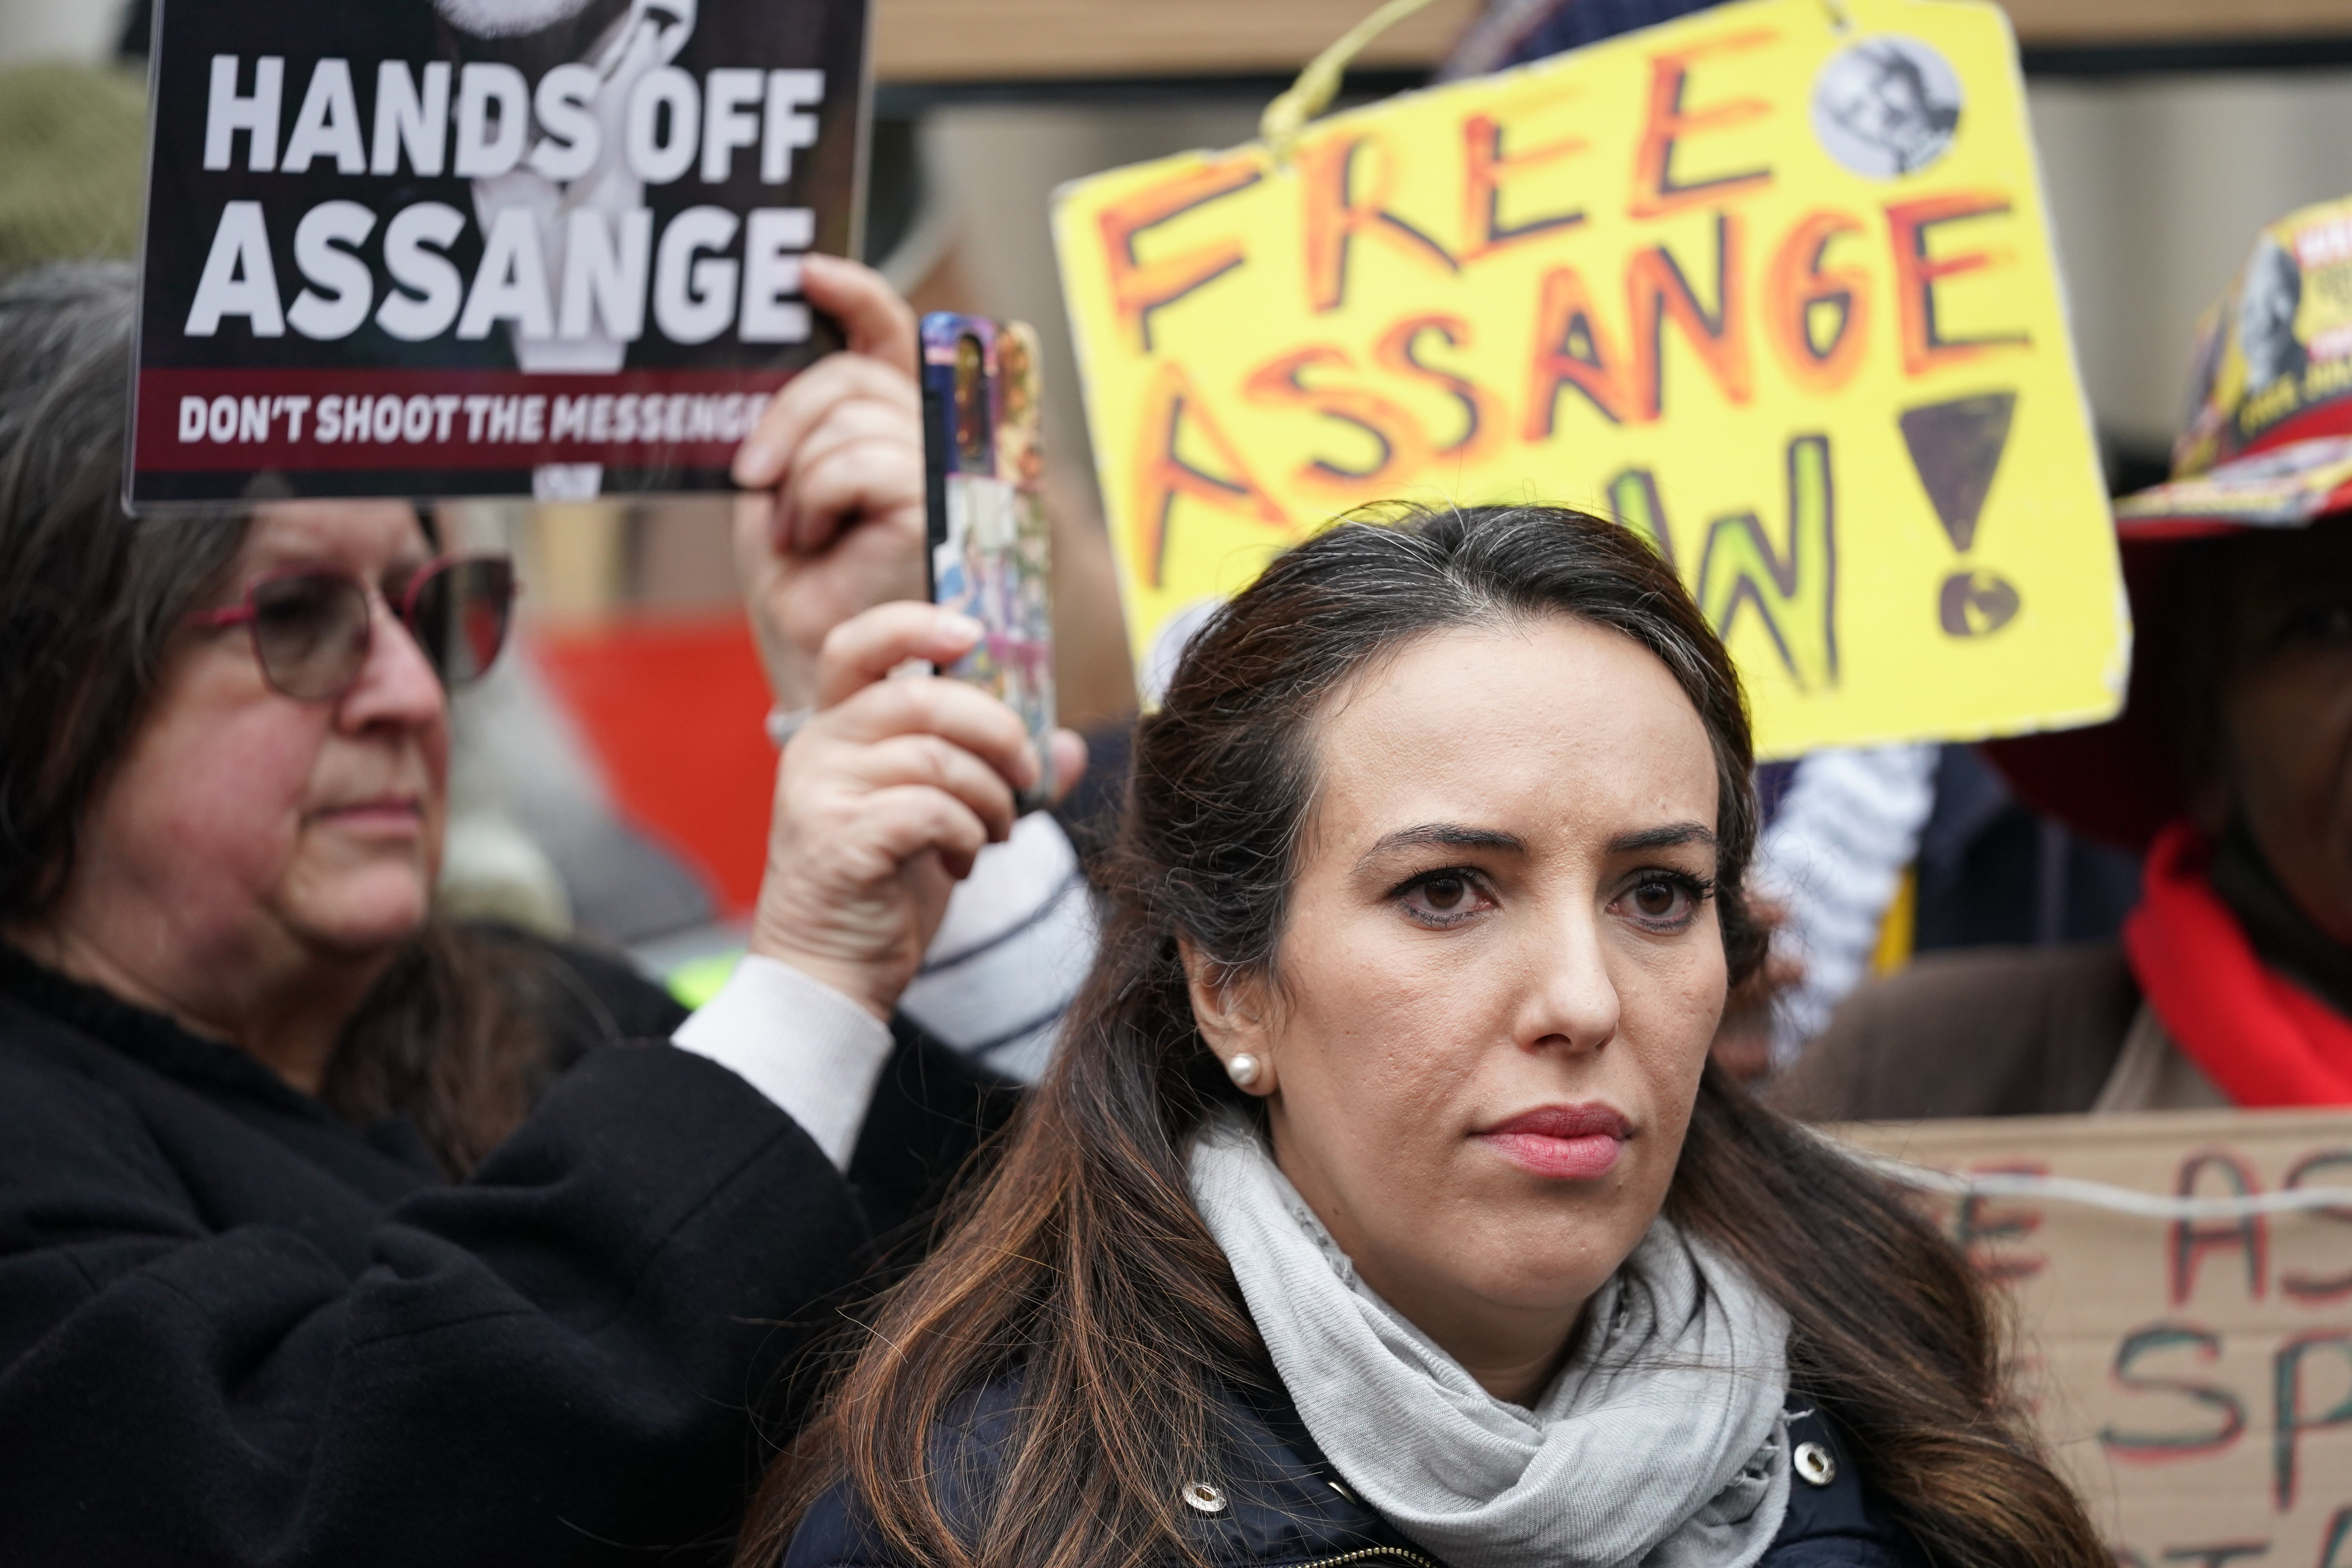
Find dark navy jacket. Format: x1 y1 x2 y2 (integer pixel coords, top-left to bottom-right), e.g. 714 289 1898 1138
785 1375 1929 1568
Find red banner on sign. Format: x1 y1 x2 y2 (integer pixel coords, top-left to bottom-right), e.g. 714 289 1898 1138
134 368 789 472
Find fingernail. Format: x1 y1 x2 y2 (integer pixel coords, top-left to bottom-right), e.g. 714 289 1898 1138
936 611 983 644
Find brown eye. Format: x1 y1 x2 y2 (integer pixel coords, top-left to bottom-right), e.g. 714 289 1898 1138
1619 877 1701 929
1395 869 1492 927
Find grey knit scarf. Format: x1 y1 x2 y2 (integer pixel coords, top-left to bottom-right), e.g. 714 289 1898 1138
1188 1112 1792 1568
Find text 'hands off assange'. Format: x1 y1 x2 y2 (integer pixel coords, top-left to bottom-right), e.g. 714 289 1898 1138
183 55 828 348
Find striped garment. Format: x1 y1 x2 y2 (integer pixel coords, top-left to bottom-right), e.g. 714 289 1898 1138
899 812 1100 1081
1753 745 1940 1070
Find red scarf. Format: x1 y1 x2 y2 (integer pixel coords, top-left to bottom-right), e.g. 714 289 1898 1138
2124 822 2352 1106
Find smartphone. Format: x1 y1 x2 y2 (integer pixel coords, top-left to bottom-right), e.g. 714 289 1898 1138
920 313 1056 813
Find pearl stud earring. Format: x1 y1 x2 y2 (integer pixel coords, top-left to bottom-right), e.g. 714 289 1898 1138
1225 1053 1262 1089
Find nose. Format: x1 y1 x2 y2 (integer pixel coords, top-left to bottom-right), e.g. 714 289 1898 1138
336 596 447 733
1518 905 1622 1057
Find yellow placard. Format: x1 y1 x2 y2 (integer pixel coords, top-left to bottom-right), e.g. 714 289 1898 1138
1052 0 2128 756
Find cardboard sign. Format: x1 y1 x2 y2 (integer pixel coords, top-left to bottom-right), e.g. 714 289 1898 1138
1839 1110 2352 1565
1051 0 2126 755
131 0 867 506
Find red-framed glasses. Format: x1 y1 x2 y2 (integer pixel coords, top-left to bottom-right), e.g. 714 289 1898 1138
185 554 518 702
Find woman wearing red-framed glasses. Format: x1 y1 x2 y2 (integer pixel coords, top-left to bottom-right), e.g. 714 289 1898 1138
0 259 1083 1566
181 550 519 703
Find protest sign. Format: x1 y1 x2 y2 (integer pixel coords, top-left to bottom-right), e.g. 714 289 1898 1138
1839 1109 2352 1566
1052 0 2126 756
130 0 866 505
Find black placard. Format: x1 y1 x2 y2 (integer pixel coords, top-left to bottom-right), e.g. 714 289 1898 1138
131 0 867 506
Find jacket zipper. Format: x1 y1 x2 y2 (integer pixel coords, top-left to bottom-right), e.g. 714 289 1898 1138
1292 1549 1439 1568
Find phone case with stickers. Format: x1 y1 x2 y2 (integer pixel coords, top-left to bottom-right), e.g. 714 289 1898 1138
919 313 1056 812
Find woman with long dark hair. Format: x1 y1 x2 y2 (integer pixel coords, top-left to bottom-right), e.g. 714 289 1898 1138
750 505 2106 1568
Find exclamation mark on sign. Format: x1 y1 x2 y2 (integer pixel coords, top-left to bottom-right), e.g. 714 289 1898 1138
1900 390 2022 637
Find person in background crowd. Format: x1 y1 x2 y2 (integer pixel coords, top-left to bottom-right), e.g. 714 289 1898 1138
1775 194 2352 1120
1741 740 2144 1076
0 255 1076 1565
748 506 2106 1568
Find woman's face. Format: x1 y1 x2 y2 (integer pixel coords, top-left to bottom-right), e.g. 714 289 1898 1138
1191 617 1726 1399
2205 517 2352 942
69 502 450 987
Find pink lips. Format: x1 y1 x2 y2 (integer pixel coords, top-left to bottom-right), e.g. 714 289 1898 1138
1476 1103 1633 1180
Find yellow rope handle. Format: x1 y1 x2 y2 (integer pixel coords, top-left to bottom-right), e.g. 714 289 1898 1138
1259 0 1446 164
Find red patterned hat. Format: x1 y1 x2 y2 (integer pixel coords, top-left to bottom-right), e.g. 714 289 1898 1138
1983 195 2352 849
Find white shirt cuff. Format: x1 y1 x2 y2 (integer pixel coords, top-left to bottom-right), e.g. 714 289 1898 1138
671 954 894 1171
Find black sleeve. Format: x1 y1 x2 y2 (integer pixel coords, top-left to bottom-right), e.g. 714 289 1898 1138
511 920 1020 1252
507 921 1022 1247
451 921 691 1076
539 935 693 1049
0 1042 868 1568
847 1020 1023 1251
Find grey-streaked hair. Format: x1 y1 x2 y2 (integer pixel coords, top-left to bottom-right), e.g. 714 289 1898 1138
0 262 553 1178
0 262 247 922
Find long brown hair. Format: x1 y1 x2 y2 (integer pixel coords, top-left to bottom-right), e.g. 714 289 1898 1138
749 503 2103 1568
0 262 549 1177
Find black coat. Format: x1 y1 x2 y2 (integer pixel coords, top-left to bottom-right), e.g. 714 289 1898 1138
785 1374 1929 1568
0 939 1013 1568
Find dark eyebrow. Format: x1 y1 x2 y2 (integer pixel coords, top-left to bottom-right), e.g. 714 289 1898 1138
1610 822 1717 854
1355 823 1526 872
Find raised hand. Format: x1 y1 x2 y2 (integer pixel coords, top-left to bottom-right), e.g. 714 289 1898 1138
749 603 1087 1020
731 253 926 714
